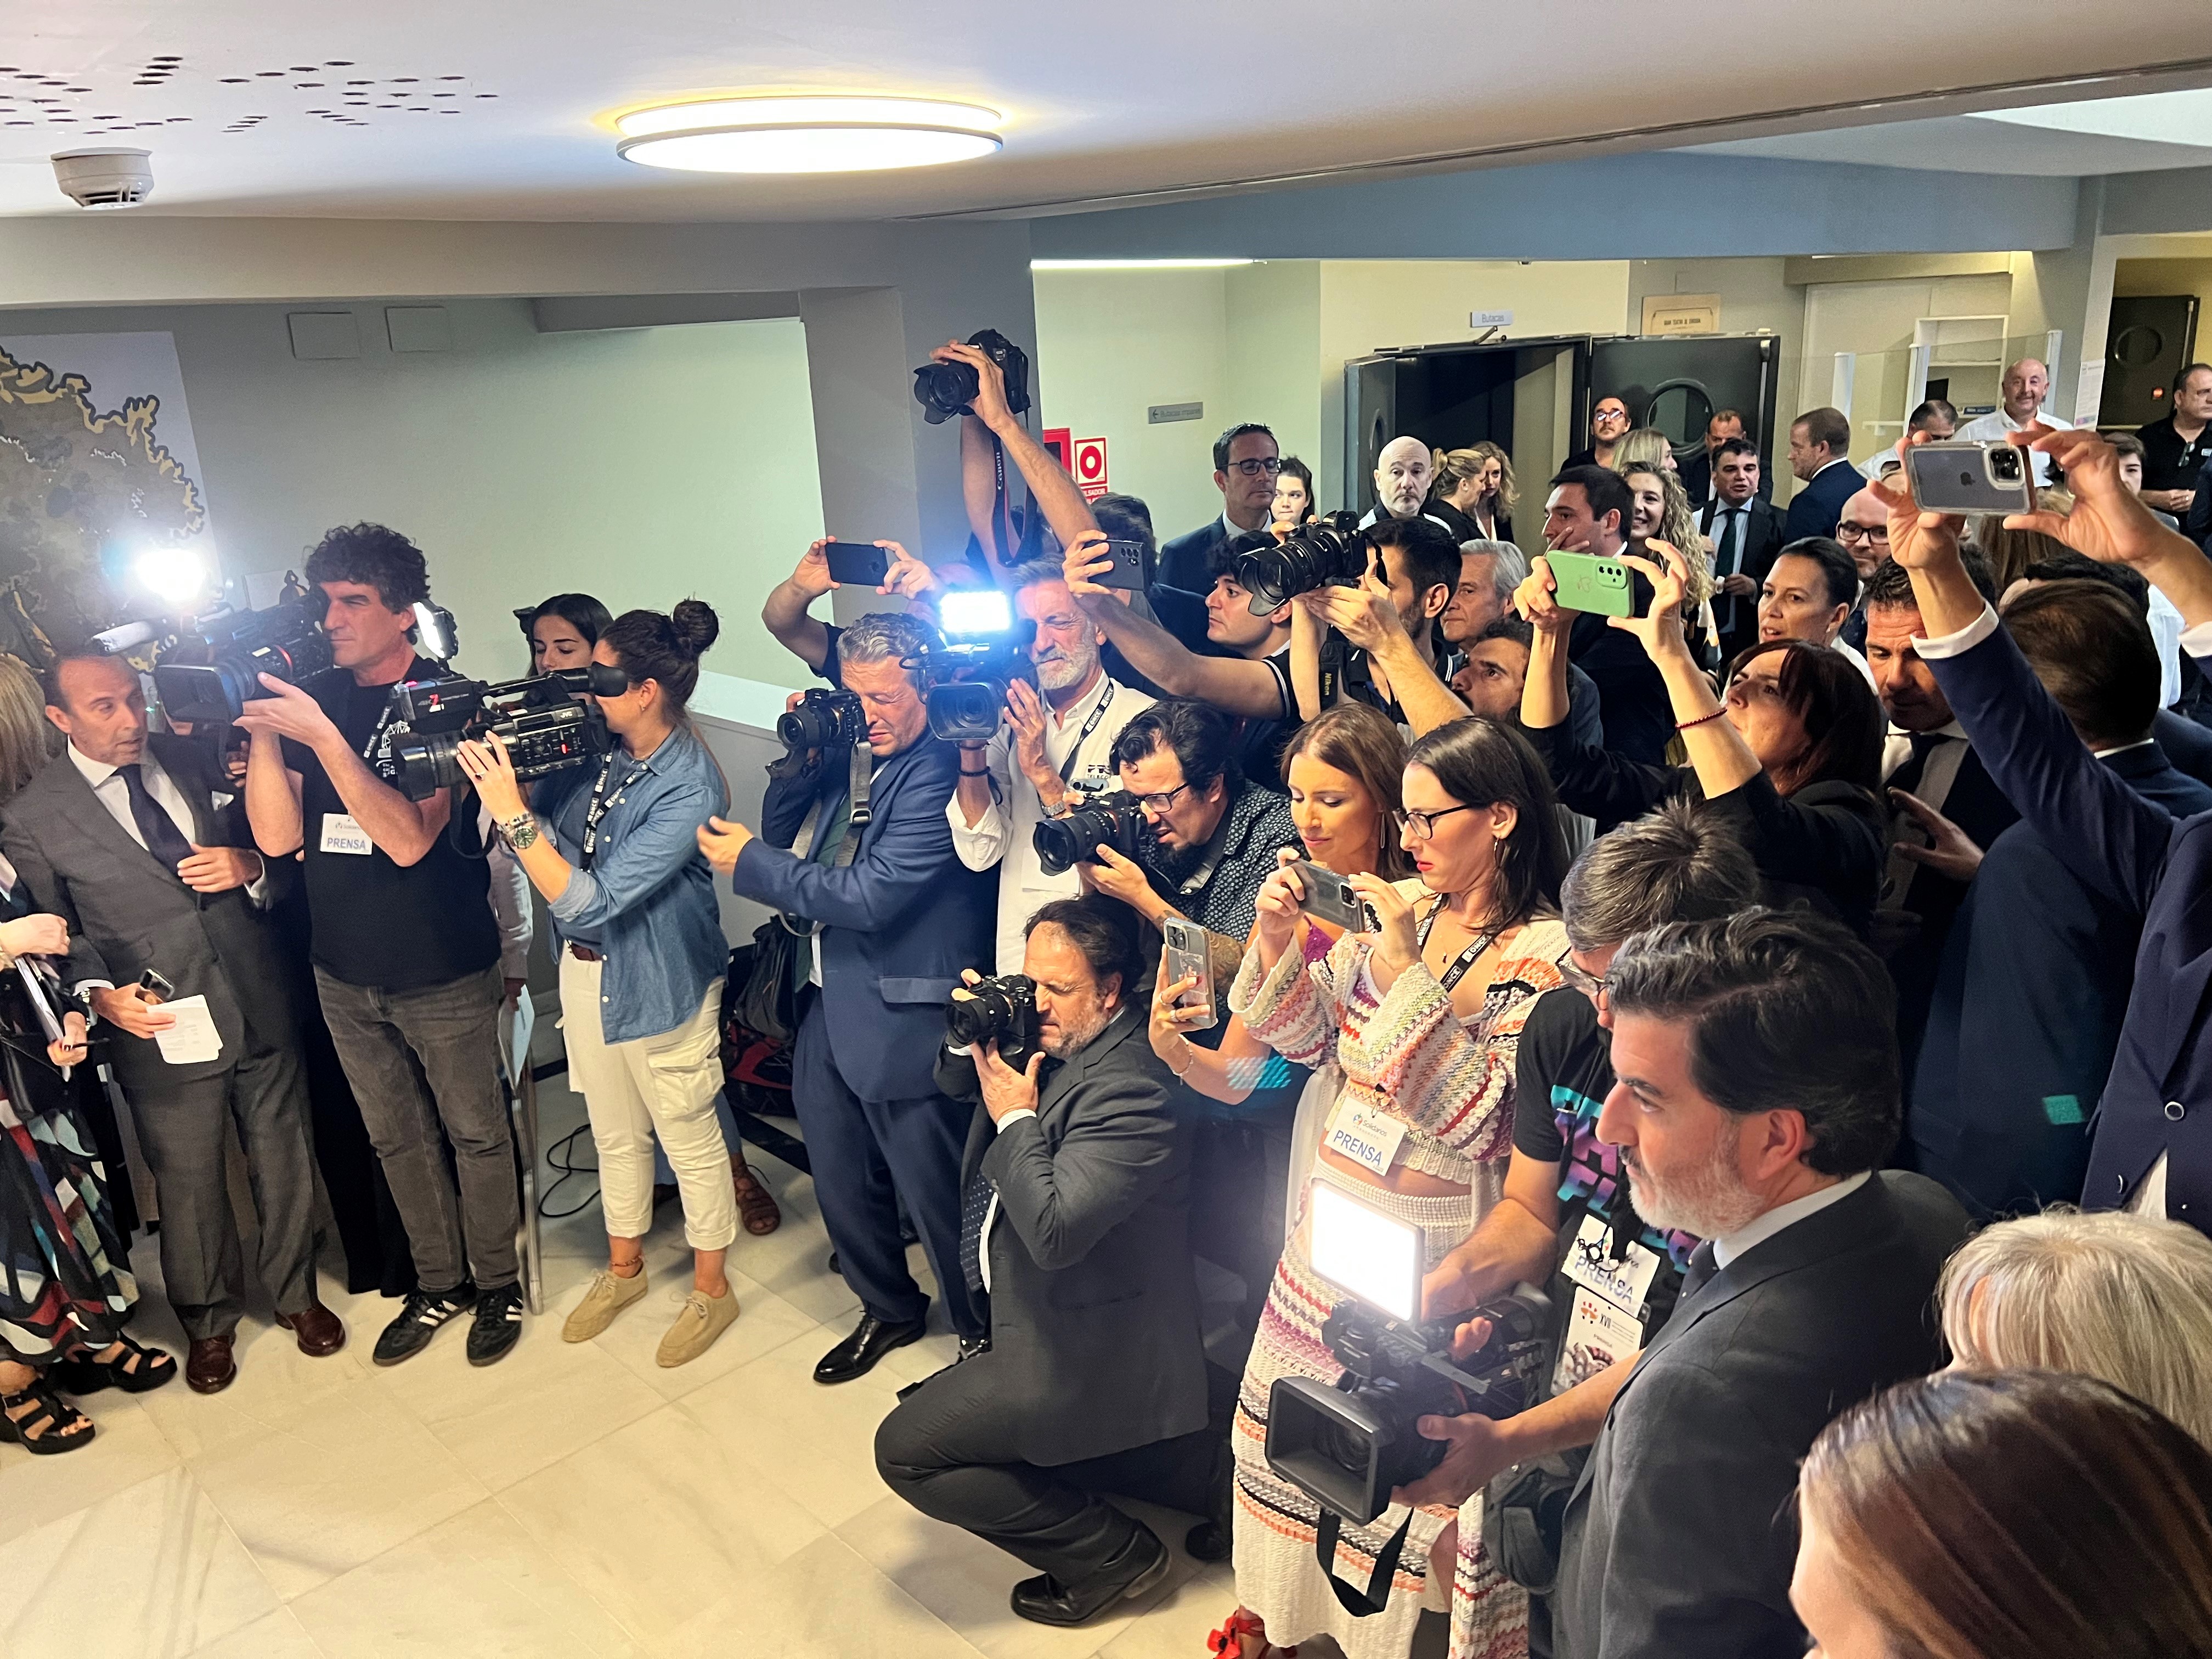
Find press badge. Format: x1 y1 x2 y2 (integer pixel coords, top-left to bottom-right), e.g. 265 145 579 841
319 812 373 855
1560 1213 1661 1312
1323 1099 1408 1178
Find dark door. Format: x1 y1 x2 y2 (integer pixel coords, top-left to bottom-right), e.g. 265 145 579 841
1584 335 1781 471
1342 336 1585 518
2100 296 2200 428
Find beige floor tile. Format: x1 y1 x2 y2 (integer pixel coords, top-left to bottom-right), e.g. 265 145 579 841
676 1323 904 1529
184 1607 327 1658
660 1527 987 1659
365 1312 662 1492
498 1401 829 1644
718 1175 864 1325
138 1326 374 1466
0 1468 281 1659
0 1392 183 1547
290 1498 640 1658
1097 1565 1238 1659
188 1376 489 1600
588 1260 823 1401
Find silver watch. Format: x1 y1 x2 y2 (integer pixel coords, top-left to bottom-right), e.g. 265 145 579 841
501 812 539 851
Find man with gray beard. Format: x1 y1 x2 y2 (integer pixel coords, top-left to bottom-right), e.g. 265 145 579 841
950 559 1154 973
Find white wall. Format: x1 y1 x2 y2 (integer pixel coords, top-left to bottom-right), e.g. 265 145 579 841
0 299 828 691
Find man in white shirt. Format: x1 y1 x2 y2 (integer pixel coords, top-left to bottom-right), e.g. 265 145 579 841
1955 359 2072 486
951 560 1154 973
1158 423 1281 594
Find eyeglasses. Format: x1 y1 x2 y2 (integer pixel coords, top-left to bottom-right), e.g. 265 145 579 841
1835 522 1891 545
1560 958 1610 1003
1132 782 1193 813
1393 803 1479 840
1227 458 1285 478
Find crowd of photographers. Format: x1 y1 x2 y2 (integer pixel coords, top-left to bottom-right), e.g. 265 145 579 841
7 332 2212 1659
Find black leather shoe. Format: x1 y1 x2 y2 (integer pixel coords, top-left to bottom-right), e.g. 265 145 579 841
957 1334 991 1362
1010 1524 1170 1626
813 1313 924 1385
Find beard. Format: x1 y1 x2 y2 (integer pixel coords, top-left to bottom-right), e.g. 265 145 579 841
1034 638 1097 693
1623 1124 1768 1240
1042 1000 1113 1059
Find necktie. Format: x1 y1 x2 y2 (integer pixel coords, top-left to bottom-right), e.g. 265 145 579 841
957 1164 994 1295
117 763 195 877
1713 510 1743 636
1678 1240 1719 1301
1887 730 1945 797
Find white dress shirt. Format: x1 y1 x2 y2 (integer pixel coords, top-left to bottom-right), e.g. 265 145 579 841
68 741 270 905
1954 406 2073 486
946 671 1153 974
1711 1170 1870 1269
1831 635 1877 688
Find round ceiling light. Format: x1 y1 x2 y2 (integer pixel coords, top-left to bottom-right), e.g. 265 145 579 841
615 95 1002 174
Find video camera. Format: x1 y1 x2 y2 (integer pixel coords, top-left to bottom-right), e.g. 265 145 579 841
380 665 625 802
1032 790 1148 877
913 329 1033 426
1233 512 1372 613
945 972 1039 1069
1267 1181 1549 1524
924 589 1036 744
147 588 335 726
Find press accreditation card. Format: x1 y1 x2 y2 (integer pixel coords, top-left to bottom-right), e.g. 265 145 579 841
1323 1099 1408 1180
319 812 373 855
1560 1214 1661 1311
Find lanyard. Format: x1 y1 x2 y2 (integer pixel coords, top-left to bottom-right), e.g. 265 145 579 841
579 751 627 870
1054 682 1117 786
360 696 399 765
1417 899 1499 995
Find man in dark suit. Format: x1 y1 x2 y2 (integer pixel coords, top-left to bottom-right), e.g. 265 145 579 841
874 895 1207 1626
3 650 336 1393
1911 579 2212 1217
1404 910 1968 1658
1878 425 2212 1235
1158 422 1280 594
1697 436 1786 664
715 610 996 1381
1782 407 1860 541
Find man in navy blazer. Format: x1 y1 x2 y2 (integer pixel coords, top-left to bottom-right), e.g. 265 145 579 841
704 610 997 1381
1158 422 1281 594
1876 426 2212 1237
1783 407 1861 541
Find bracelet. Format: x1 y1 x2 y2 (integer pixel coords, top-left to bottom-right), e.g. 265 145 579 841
1675 708 1726 732
960 765 991 777
1166 1037 1197 1079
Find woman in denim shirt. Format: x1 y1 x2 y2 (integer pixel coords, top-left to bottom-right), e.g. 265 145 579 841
459 600 744 1367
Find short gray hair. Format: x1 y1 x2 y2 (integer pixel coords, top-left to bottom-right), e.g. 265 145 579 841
1941 1209 2212 1448
838 610 939 696
1462 539 1528 602
1560 797 1760 953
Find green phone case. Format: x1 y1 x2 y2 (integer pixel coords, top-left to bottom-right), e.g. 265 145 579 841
1548 551 1633 617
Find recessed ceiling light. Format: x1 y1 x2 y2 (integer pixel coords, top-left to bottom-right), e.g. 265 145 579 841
614 94 1002 174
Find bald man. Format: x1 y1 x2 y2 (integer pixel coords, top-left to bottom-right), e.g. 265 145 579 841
1358 435 1456 531
1955 358 2072 486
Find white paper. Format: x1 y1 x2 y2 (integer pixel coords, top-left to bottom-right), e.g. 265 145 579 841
153 995 223 1064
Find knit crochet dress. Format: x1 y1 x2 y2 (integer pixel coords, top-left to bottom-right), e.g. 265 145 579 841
1226 898 1569 1659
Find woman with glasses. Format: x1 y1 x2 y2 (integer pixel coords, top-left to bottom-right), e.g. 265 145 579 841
1207 716 1571 1659
1517 540 1887 936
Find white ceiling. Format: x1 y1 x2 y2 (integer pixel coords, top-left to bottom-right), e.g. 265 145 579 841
2 3 2211 222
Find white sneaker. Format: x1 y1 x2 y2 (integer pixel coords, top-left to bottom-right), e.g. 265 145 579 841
561 1267 648 1342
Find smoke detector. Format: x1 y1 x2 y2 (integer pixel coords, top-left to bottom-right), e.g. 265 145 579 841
52 148 156 209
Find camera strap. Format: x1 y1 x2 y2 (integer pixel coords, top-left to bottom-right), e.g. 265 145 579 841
359 695 399 766
1417 901 1500 996
787 744 874 869
1313 1508 1415 1620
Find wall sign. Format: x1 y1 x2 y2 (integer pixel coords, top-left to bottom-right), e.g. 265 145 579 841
1073 435 1109 501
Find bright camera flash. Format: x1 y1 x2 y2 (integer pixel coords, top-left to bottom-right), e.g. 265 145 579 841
939 589 1013 636
133 548 206 607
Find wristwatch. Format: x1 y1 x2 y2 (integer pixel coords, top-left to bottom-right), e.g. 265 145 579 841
501 811 540 851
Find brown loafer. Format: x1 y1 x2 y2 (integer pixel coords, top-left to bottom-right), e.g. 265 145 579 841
186 1334 237 1395
275 1302 347 1358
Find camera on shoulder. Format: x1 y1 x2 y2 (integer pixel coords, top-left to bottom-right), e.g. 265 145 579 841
1267 1179 1550 1525
945 972 1039 1068
924 589 1036 744
381 664 626 801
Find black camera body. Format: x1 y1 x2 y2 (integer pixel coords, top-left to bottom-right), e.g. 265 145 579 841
1032 789 1148 877
151 591 335 725
945 972 1040 1069
925 638 1037 744
913 329 1034 426
381 665 623 802
1266 1289 1550 1524
779 688 869 751
1233 512 1372 613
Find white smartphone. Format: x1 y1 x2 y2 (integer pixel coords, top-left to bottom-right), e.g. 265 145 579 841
1161 915 1217 1032
1307 1179 1424 1323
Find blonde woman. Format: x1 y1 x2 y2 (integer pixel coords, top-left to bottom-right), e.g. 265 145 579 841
1621 461 1718 662
0 654 59 804
1939 1207 2212 1446
1430 444 1517 545
1611 426 1677 475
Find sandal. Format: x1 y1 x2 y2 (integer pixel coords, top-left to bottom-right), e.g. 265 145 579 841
0 1380 96 1455
50 1333 180 1396
1205 1607 1294 1659
732 1164 782 1236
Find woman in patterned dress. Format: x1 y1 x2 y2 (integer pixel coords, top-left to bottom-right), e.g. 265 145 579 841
1209 716 1571 1659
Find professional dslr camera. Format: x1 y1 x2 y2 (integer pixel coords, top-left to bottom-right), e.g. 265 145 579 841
379 665 625 802
945 972 1039 1069
1031 790 1148 877
924 589 1037 744
912 328 1033 426
1233 511 1372 613
149 589 336 725
780 687 869 750
1267 1181 1550 1524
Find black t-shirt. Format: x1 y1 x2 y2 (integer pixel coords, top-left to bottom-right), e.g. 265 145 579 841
2137 413 2212 493
280 658 500 991
1511 988 1695 1370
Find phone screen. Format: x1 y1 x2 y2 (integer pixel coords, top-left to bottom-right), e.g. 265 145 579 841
1307 1180 1423 1322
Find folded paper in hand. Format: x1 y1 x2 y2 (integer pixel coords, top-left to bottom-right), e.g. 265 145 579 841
153 995 223 1064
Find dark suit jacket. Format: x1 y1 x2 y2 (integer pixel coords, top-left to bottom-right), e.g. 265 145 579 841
1884 742 2019 1075
1568 608 1673 766
1697 496 1788 664
2154 708 2212 788
1555 1171 1970 1659
934 1007 1206 1467
1782 458 1861 542
1911 743 2212 1218
1159 518 1231 596
0 735 298 1091
1923 620 2212 1228
732 736 995 1103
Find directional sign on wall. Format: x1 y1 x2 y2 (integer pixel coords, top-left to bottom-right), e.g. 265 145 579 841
1073 435 1109 501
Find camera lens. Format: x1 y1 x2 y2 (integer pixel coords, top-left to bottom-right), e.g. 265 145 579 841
1990 449 2021 481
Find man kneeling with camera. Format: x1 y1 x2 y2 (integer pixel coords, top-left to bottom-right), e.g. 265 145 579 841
874 895 1209 1628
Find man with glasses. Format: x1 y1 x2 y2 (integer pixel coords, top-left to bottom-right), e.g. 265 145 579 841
1567 396 1633 471
1833 485 1891 652
1159 422 1282 594
1696 437 1786 665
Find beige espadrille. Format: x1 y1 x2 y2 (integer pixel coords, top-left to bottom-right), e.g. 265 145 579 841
656 1285 740 1367
562 1266 649 1342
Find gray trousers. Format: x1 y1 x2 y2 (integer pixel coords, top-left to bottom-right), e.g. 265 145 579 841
314 963 517 1292
127 1011 319 1341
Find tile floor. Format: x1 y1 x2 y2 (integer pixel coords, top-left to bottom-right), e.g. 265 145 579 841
0 1078 1241 1659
